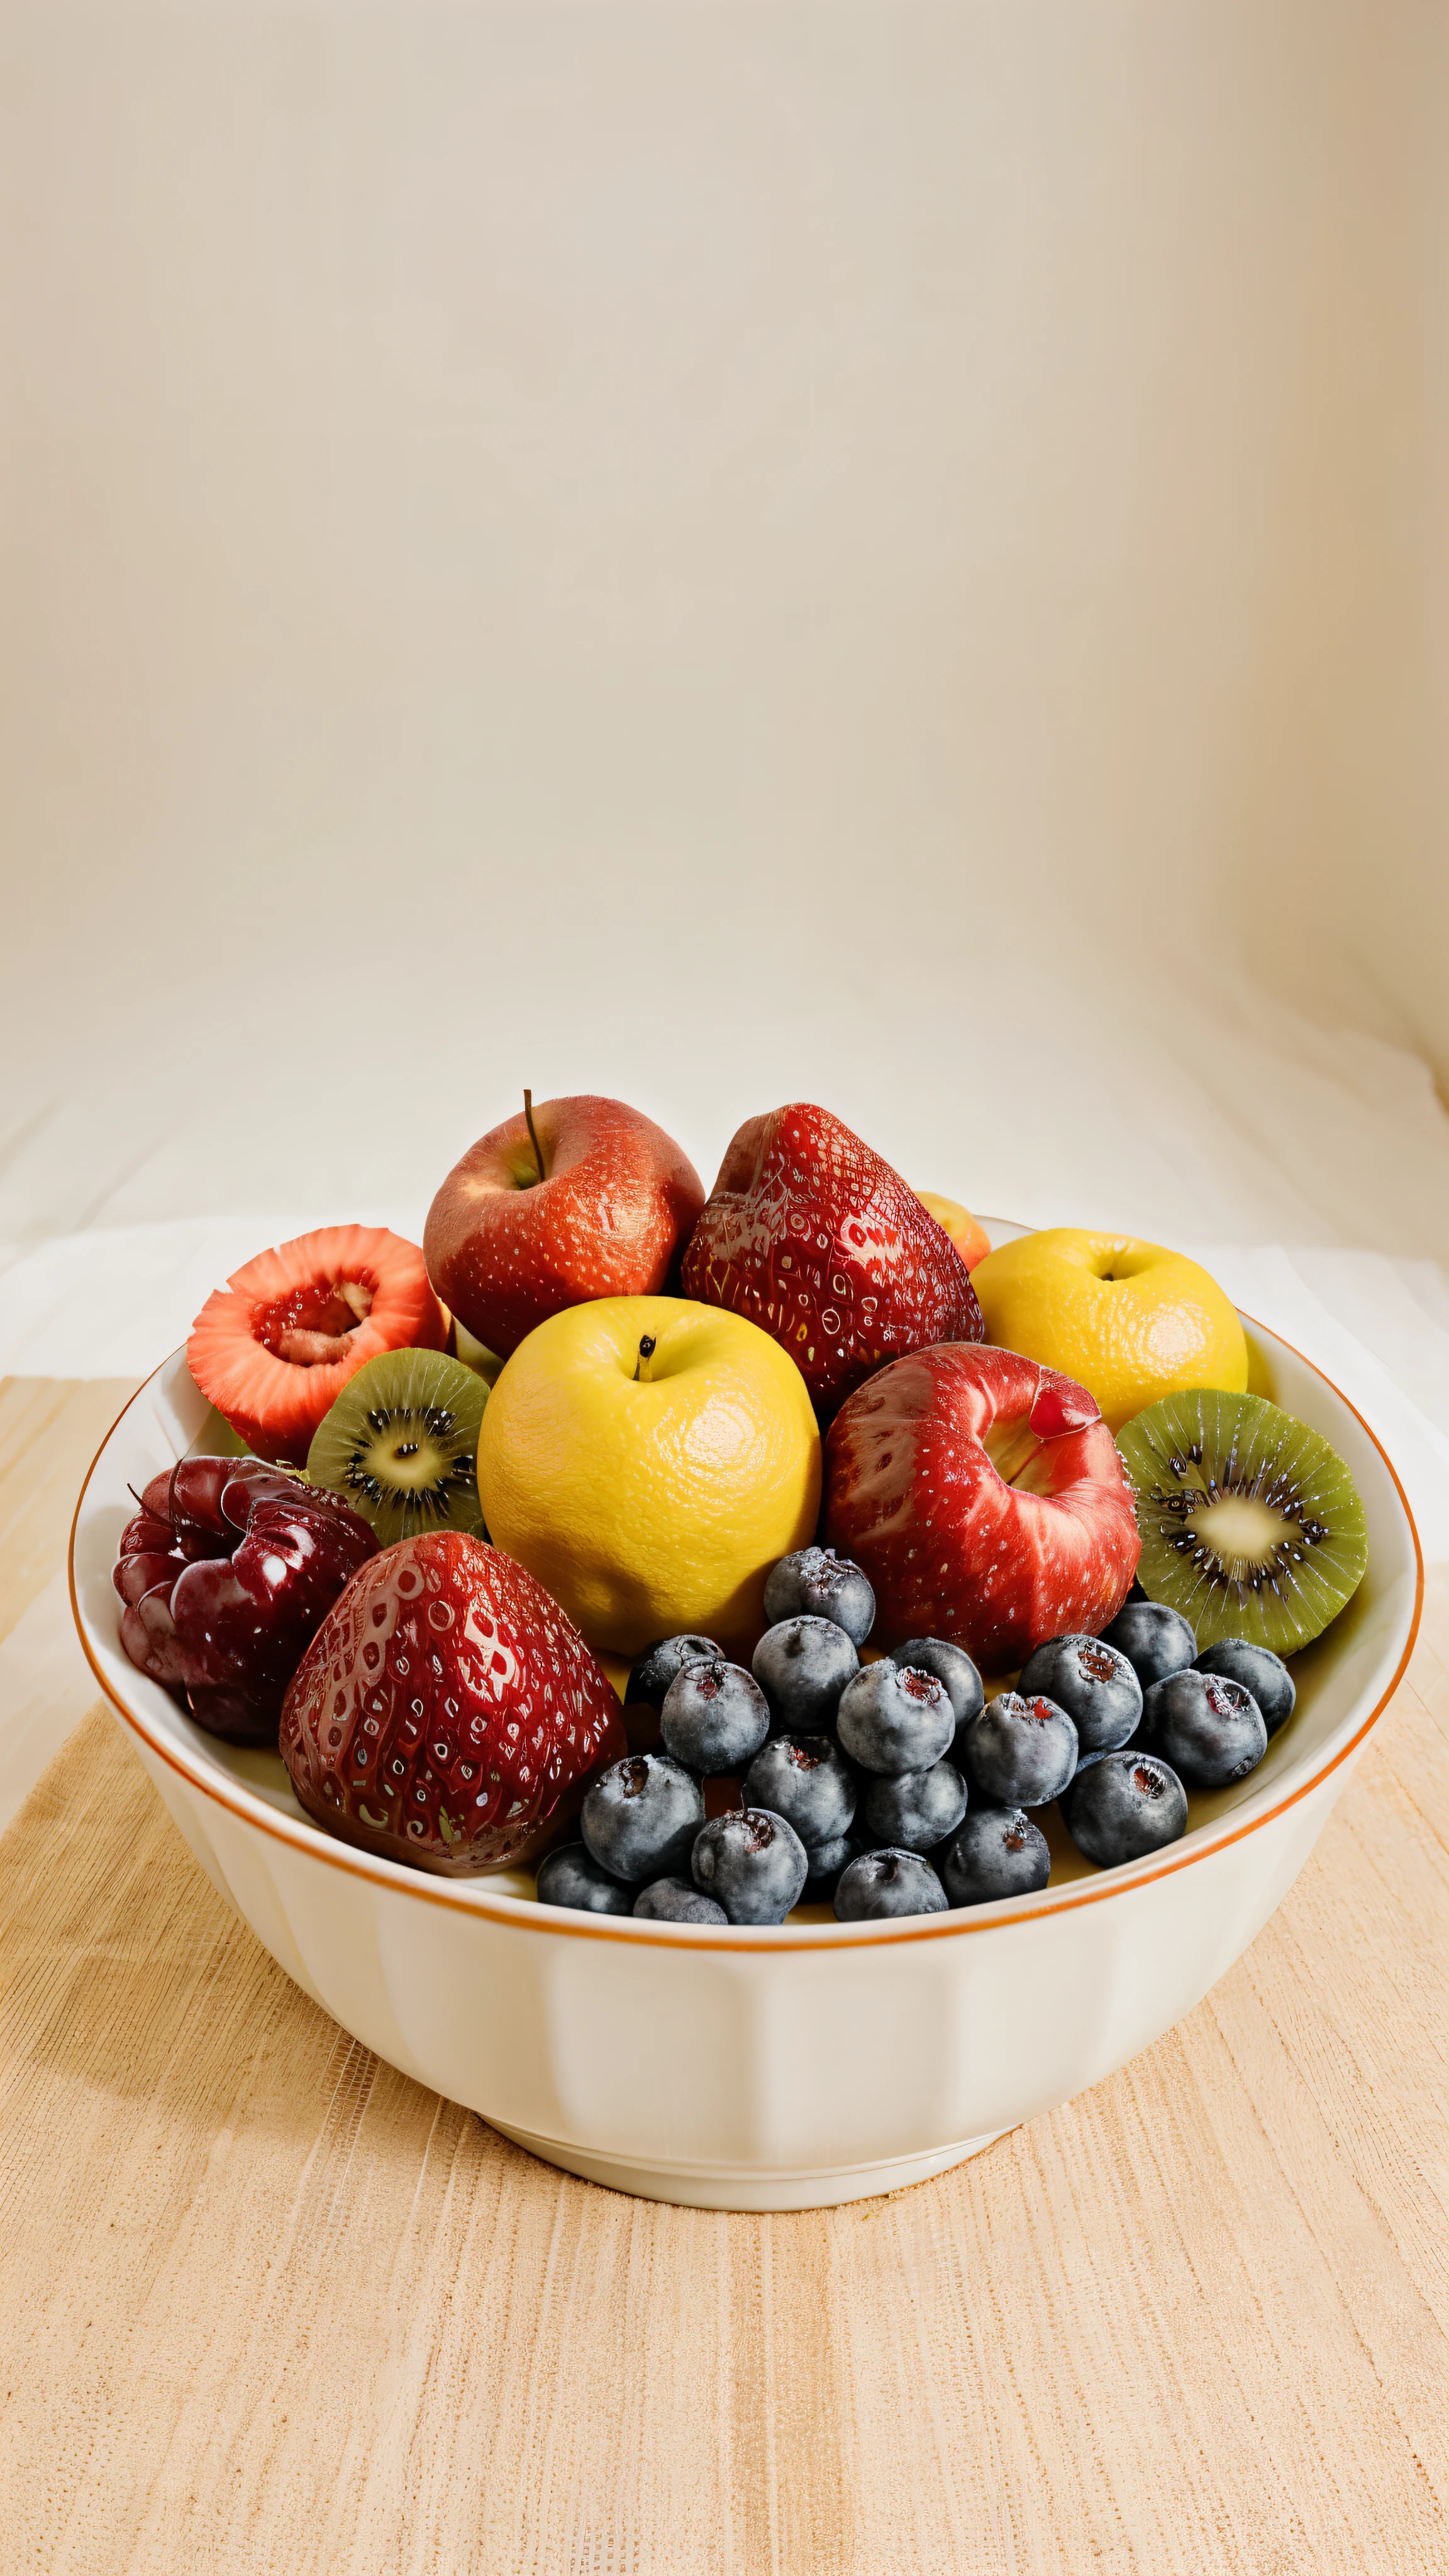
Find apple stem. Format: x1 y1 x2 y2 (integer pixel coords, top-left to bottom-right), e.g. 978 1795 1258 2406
523 1089 547 1184
634 1335 657 1383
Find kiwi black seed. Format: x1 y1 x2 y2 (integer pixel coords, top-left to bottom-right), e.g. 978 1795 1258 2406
1116 1387 1368 1657
306 1347 489 1546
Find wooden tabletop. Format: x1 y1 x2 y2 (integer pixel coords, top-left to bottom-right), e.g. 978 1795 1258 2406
2 1376 1445 2573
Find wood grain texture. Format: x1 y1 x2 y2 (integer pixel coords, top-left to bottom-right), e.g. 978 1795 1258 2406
0 1378 135 1646
1 1384 1445 2573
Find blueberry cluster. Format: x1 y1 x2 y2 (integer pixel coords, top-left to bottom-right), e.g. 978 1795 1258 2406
1050 1607 1291 1863
535 1560 1297 1926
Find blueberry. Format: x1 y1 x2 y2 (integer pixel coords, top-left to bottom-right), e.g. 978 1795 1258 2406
960 1692 1077 1806
802 1831 859 1896
752 1616 859 1729
1018 1632 1142 1754
1194 1639 1296 1738
691 1806 809 1924
1063 1750 1189 1865
833 1848 948 1921
937 1807 1050 1906
1100 1599 1196 1688
535 1842 635 1916
660 1658 771 1774
741 1732 857 1848
633 1876 728 1924
763 1546 876 1646
835 1660 955 1775
1138 1669 1267 1788
628 1633 723 1708
890 1636 985 1758
860 1760 968 1857
580 1752 705 1884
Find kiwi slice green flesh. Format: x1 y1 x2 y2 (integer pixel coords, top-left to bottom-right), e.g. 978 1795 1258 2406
307 1348 488 1546
1116 1387 1368 1655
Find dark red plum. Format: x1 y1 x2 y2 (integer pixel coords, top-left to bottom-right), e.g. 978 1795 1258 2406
113 1455 377 1744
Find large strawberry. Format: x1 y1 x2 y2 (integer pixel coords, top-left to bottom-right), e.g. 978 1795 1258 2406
682 1103 984 1418
280 1531 627 1875
824 1343 1141 1671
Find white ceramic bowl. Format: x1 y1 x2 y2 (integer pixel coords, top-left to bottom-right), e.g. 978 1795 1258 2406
70 1249 1421 2210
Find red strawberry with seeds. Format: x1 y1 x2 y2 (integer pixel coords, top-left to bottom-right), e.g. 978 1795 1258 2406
280 1531 628 1875
682 1103 985 1418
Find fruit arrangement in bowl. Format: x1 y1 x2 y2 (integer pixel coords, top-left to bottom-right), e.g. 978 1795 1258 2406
108 1090 1379 1928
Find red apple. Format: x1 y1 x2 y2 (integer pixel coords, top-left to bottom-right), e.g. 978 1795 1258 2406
425 1094 706 1358
824 1343 1140 1671
682 1102 984 1418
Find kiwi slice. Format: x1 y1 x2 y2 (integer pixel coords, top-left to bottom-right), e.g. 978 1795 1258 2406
307 1348 488 1546
1117 1387 1368 1655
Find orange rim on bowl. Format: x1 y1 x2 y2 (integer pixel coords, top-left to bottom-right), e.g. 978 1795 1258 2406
69 1319 1424 1953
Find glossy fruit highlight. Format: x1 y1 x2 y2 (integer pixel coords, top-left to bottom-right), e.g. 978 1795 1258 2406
683 1102 984 1418
280 1531 626 1874
825 1343 1141 1670
425 1094 705 1358
114 1456 377 1743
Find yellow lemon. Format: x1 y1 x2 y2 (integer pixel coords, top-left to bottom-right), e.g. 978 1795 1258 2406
970 1230 1246 1432
475 1296 821 1658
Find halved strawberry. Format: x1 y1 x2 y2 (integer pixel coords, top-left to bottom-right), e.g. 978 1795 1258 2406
188 1225 447 1466
280 1531 628 1875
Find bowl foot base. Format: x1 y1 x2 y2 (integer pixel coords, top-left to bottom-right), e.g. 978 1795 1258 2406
486 2122 1007 2211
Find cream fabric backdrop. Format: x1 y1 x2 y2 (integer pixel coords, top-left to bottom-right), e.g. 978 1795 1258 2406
3 1 1447 1507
